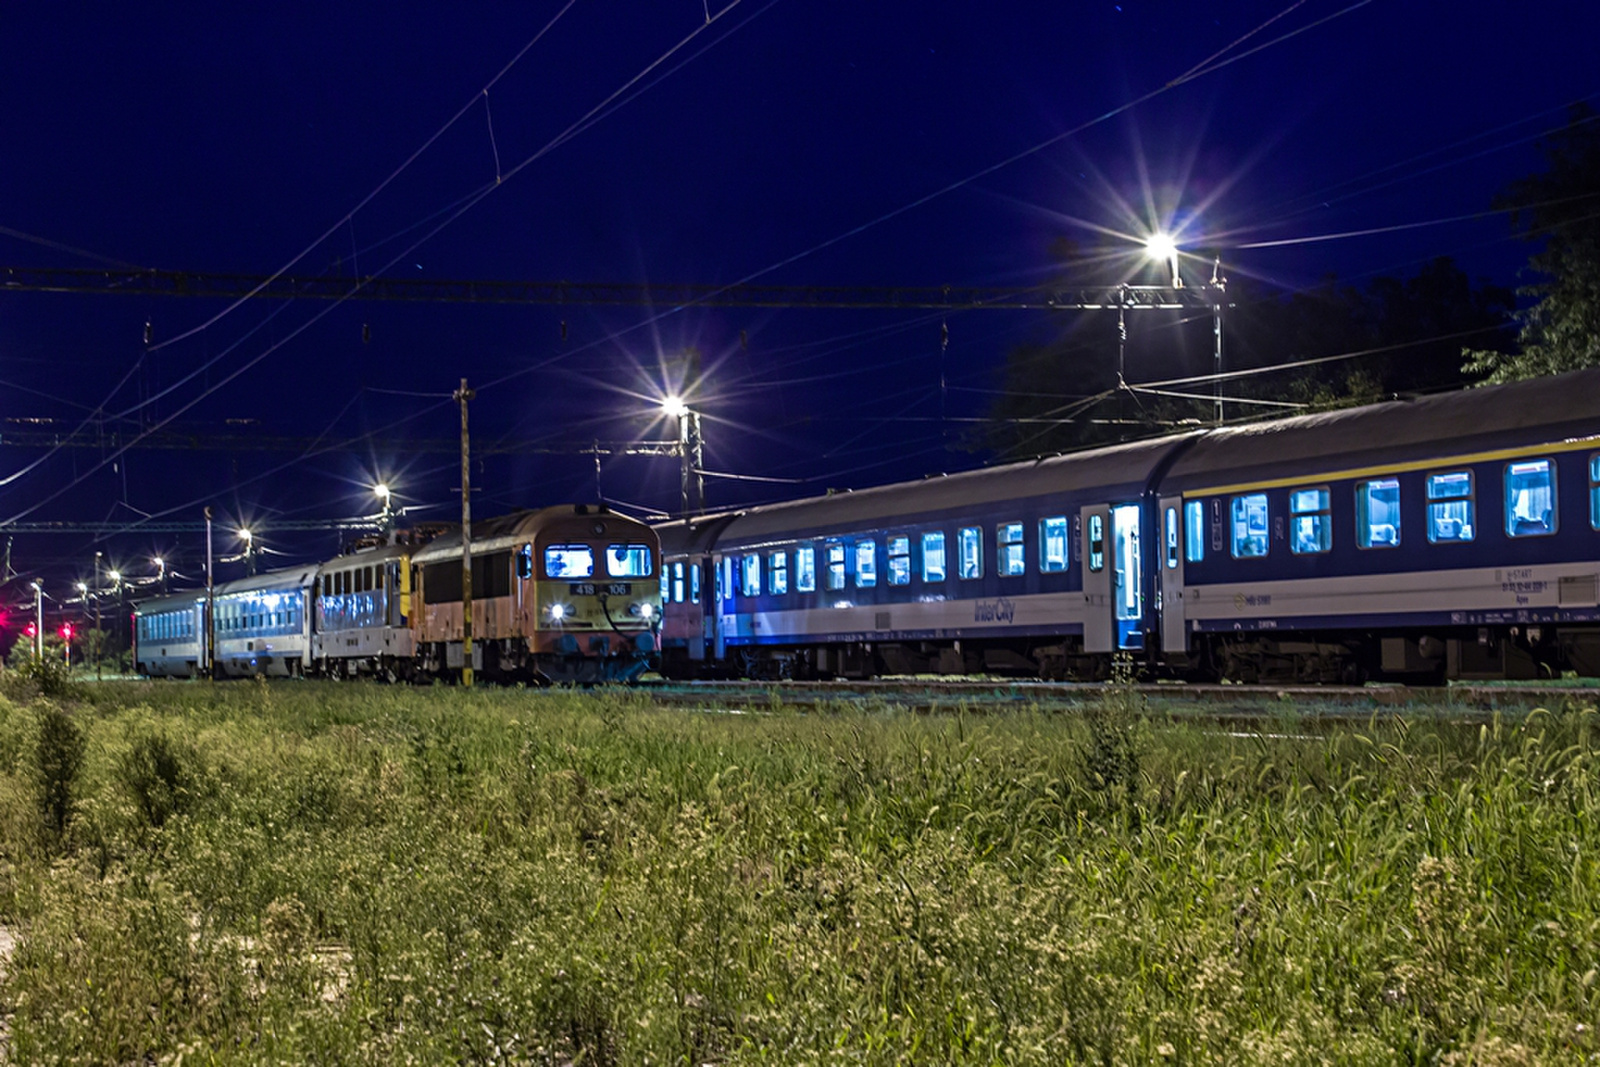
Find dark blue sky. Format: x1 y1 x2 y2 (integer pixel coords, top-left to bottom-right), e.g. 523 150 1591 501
1 1 1595 590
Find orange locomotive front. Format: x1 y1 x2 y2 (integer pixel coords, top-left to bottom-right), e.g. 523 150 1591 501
410 505 661 684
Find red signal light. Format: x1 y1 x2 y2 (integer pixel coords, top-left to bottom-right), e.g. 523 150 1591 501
23 622 37 638
59 623 74 641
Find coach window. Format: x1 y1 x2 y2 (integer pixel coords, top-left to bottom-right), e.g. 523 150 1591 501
740 554 761 597
796 546 816 592
997 522 1025 576
1506 459 1557 537
1426 471 1475 543
769 550 788 596
1591 454 1600 529
958 526 983 580
855 540 878 588
887 536 911 585
1356 478 1402 548
1231 493 1269 558
826 544 847 590
1088 514 1105 572
672 561 685 603
545 544 595 578
1039 517 1068 573
607 544 654 577
1163 507 1180 569
922 532 947 582
689 563 701 603
1184 500 1205 562
1289 487 1332 554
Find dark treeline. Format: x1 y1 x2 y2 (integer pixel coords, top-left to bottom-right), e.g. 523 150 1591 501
983 105 1600 460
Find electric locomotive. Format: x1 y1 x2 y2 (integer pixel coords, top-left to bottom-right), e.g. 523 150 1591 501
411 505 661 684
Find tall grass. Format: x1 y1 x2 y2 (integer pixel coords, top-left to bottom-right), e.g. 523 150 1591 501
0 681 1594 1064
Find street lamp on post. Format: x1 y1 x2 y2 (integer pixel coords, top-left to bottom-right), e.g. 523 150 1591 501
239 529 256 577
153 556 167 595
375 483 396 544
661 395 703 518
1145 233 1181 289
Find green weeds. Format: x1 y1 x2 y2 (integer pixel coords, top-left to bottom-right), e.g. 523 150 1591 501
0 681 1594 1063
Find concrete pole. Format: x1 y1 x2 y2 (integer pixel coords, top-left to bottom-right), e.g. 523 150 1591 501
454 378 476 688
205 507 215 678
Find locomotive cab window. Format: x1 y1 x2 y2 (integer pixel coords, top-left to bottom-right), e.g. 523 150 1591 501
1290 487 1331 554
997 522 1025 577
922 532 947 582
855 540 878 588
606 544 654 577
1591 453 1600 530
1087 514 1105 572
740 554 761 597
887 536 911 586
1039 517 1068 573
1426 471 1475 543
796 546 816 593
1231 493 1269 558
1506 460 1557 537
768 551 788 596
825 544 846 591
1356 478 1402 548
516 545 534 580
545 544 595 578
1184 500 1204 562
958 527 983 580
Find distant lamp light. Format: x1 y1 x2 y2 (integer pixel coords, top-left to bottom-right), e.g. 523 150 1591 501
239 528 253 544
75 582 88 594
152 556 164 570
375 483 391 501
108 570 121 583
1144 232 1182 288
661 395 688 420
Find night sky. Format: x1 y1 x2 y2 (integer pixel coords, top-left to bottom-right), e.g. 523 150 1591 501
1 1 1596 602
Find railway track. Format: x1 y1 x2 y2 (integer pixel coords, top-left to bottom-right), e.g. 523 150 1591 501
634 677 1600 722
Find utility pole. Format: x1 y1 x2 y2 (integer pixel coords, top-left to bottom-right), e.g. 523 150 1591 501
205 507 215 679
1211 257 1228 425
454 378 476 688
31 581 43 661
95 552 104 681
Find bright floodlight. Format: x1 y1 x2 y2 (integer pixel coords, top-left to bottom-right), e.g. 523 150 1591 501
239 528 253 543
375 483 391 500
108 570 121 583
1144 233 1177 261
152 556 164 568
661 395 688 420
76 582 88 593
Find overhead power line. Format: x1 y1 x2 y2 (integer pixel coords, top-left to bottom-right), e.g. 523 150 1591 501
0 424 682 457
2 267 1224 313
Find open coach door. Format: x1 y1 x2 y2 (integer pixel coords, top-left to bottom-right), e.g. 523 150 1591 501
1159 495 1187 658
1080 504 1113 653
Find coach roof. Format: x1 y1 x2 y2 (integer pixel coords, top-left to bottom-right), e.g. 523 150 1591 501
1166 365 1600 489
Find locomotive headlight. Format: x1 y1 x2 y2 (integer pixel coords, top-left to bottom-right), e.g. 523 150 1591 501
637 602 655 620
547 602 568 622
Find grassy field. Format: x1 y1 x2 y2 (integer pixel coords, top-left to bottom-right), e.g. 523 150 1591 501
0 676 1595 1065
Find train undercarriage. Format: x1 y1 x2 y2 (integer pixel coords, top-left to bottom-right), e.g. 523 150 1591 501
671 623 1600 685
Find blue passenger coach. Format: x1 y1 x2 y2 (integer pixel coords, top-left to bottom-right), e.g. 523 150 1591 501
212 565 318 678
659 368 1600 682
658 436 1183 679
132 592 207 678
